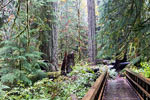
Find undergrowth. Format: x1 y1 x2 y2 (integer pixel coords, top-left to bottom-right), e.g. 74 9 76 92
130 61 150 78
0 63 102 100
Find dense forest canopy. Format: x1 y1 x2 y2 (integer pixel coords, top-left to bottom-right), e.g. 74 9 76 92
98 0 150 62
0 0 150 99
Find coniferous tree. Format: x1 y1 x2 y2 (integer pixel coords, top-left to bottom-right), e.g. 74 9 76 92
98 0 150 63
87 0 97 64
39 2 58 71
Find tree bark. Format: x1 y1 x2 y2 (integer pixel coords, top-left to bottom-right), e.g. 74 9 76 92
87 0 97 64
77 0 81 60
40 2 58 71
50 2 58 71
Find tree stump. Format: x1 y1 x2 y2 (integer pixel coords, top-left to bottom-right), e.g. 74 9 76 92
61 52 75 75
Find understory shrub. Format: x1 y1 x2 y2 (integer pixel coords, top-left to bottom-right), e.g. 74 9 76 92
0 39 47 87
130 61 150 78
0 63 101 100
140 62 150 78
108 69 118 79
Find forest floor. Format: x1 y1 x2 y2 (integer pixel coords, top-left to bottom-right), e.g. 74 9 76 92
103 76 140 100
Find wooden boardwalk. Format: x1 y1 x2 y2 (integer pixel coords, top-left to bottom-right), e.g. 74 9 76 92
103 77 140 100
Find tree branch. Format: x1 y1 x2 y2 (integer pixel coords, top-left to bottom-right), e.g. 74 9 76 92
0 0 13 10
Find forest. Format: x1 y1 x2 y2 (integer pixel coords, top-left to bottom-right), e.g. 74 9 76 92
0 0 150 100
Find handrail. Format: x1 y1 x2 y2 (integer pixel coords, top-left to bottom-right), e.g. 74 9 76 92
82 71 108 100
125 69 150 100
126 69 150 85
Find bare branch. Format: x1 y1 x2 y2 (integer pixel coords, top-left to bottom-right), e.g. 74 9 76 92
0 0 13 10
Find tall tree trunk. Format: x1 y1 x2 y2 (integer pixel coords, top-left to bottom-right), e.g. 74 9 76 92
77 0 81 60
87 0 97 64
40 2 58 71
50 2 58 71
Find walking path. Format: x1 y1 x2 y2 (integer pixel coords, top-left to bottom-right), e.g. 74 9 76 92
103 77 140 100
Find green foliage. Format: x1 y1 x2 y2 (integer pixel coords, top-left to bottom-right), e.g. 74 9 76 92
0 63 100 100
108 69 118 79
130 56 141 65
56 64 100 99
57 0 88 60
0 82 10 97
130 66 144 73
130 61 150 78
0 78 55 100
141 62 150 78
0 38 46 86
0 0 55 86
97 0 150 61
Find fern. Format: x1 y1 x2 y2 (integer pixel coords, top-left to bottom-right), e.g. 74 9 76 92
1 73 17 84
0 38 47 86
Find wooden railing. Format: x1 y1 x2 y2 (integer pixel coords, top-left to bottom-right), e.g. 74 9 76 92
125 69 150 100
82 71 108 100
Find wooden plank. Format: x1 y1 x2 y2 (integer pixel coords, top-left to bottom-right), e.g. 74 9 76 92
82 71 107 100
126 69 150 85
126 73 150 98
103 77 140 100
126 77 144 100
98 73 107 100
